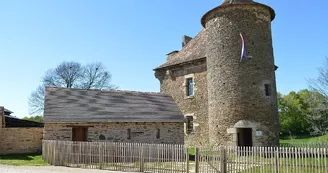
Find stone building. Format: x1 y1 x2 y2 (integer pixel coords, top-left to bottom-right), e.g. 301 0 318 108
0 106 43 154
154 0 279 147
43 87 185 144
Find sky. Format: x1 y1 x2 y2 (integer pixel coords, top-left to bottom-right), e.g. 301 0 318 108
0 0 327 118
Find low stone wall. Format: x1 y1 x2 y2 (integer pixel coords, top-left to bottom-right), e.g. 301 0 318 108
0 128 43 155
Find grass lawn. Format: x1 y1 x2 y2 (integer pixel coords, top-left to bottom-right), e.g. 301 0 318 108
0 154 49 166
280 134 328 143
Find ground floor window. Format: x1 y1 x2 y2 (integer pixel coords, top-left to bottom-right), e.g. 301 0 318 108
186 116 194 134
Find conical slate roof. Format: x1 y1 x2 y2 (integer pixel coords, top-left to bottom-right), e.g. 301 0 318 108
222 0 254 5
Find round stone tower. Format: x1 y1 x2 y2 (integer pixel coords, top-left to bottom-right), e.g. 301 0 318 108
202 0 279 146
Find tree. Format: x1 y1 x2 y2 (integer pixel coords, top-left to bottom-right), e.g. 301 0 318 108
23 115 44 123
308 56 328 135
309 57 328 97
80 62 117 89
305 91 328 136
43 62 83 88
28 85 45 116
278 90 320 136
29 61 117 115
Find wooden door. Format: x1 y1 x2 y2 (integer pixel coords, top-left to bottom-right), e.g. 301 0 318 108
72 127 88 141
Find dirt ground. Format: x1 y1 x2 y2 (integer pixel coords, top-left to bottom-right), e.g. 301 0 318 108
0 164 135 173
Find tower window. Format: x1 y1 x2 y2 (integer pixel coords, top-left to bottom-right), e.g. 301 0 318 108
264 84 272 96
186 78 194 96
127 129 131 140
156 129 160 139
186 116 194 134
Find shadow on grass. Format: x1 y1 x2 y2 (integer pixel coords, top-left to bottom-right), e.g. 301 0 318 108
0 154 40 161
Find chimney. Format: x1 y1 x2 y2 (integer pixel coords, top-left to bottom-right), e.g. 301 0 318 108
182 35 192 48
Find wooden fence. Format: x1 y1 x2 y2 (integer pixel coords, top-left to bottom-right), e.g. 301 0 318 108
43 140 328 173
280 142 328 148
43 140 187 172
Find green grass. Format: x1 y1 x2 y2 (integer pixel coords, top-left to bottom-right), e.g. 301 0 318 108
280 134 328 143
189 147 195 155
0 154 49 166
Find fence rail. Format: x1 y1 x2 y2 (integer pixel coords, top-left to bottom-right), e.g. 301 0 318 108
43 140 187 173
43 140 328 173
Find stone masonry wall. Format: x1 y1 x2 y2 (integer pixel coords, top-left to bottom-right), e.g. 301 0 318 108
0 128 43 155
44 122 184 144
155 60 209 146
203 4 279 146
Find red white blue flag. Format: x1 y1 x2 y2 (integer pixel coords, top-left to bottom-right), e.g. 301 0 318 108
240 33 247 62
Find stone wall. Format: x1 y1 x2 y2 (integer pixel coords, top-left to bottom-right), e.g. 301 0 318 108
155 59 209 146
44 122 184 144
203 4 279 146
0 128 43 155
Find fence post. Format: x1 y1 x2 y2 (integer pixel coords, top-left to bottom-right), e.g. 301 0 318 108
139 145 144 172
186 148 189 173
275 147 279 173
99 142 103 169
195 147 199 173
53 141 57 166
220 147 227 173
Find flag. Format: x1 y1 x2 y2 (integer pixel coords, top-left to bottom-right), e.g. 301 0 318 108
240 33 247 62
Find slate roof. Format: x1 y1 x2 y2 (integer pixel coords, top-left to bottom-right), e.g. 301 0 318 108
4 108 13 115
5 116 44 128
0 108 13 115
154 29 206 70
44 87 185 123
154 1 274 70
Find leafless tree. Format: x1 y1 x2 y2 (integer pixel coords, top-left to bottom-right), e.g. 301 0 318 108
43 61 83 88
309 57 328 97
308 57 328 135
28 61 117 115
28 85 45 115
80 62 117 89
306 101 328 136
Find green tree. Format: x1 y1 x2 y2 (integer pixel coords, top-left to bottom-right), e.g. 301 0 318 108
278 90 313 136
22 115 44 123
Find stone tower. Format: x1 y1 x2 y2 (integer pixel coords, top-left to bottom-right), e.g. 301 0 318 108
201 0 279 146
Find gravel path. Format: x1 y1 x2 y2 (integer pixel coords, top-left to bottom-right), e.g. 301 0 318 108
0 164 135 173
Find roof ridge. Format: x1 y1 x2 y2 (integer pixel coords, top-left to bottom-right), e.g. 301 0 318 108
45 86 163 95
155 29 206 70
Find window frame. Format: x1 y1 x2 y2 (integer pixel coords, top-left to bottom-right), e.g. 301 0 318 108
184 74 195 99
186 78 194 96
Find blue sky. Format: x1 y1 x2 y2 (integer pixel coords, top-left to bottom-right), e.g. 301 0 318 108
0 0 327 118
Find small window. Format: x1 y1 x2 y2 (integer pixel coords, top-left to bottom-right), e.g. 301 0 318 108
186 78 194 96
156 129 160 139
186 116 194 134
264 84 271 96
127 129 131 140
